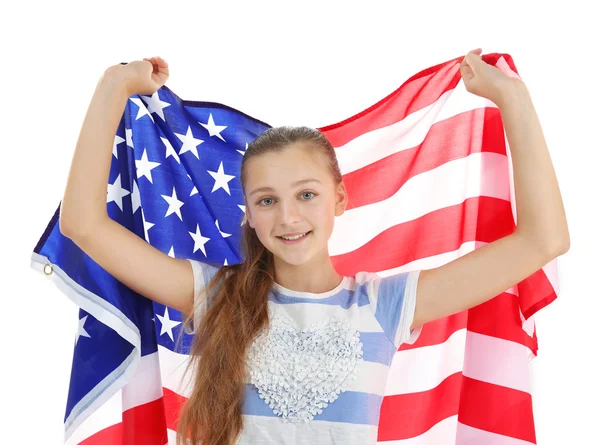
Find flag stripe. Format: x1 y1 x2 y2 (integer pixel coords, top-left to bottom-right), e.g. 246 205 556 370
330 152 511 256
341 108 506 211
378 372 535 443
458 377 536 443
332 195 514 271
321 58 463 147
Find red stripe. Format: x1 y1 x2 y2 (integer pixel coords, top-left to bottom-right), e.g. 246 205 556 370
163 387 185 431
319 53 516 148
319 61 461 147
378 373 536 443
122 397 167 445
517 267 557 319
342 107 506 210
399 290 537 354
400 311 467 351
377 372 462 441
468 292 538 354
458 377 536 443
332 196 516 274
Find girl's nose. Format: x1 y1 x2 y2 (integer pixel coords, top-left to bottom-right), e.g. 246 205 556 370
278 200 302 225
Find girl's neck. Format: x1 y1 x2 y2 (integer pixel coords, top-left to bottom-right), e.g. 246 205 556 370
273 255 343 295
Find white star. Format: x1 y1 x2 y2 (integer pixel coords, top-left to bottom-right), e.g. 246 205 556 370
208 162 235 195
107 174 131 211
129 97 155 123
175 126 204 159
161 136 180 164
136 148 161 184
76 315 91 345
161 186 185 220
215 220 231 238
187 174 198 197
131 181 141 214
113 134 125 159
167 246 175 258
156 306 182 342
224 258 229 266
199 113 227 142
142 208 154 242
189 224 210 256
126 128 134 149
237 142 249 156
140 92 171 121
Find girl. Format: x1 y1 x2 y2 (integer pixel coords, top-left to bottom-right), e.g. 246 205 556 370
59 50 570 445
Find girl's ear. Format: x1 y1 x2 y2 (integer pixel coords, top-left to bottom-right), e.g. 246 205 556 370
334 182 348 217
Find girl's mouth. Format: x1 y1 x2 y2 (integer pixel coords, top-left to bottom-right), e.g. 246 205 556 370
276 231 312 244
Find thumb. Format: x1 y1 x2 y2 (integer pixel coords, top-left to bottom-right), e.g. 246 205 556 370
465 49 483 70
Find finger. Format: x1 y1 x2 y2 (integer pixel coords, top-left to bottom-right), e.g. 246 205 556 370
465 50 483 71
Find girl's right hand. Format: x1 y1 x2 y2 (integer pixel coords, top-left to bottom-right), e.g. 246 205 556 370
110 56 170 97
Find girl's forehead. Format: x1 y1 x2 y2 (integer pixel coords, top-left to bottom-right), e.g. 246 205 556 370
247 148 329 180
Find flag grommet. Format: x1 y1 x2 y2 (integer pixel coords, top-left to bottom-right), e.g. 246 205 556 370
44 264 53 275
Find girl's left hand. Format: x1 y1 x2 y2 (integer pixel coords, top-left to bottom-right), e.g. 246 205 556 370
459 48 523 106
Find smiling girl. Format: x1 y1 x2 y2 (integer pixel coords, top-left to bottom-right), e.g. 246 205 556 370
59 50 569 445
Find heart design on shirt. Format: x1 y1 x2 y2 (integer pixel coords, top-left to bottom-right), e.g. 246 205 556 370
246 308 364 423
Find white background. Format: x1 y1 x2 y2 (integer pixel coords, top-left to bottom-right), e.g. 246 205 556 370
2 1 598 443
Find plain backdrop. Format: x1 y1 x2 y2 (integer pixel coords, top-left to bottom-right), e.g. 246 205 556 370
2 0 598 443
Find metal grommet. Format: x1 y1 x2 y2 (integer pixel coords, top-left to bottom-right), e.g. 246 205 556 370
44 264 53 275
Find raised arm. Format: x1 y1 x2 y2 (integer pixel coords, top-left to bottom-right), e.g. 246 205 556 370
412 50 570 329
59 58 195 315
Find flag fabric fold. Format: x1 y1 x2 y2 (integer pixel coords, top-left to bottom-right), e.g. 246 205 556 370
31 52 558 445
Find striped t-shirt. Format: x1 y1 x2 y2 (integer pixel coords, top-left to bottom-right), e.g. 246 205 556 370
185 259 422 445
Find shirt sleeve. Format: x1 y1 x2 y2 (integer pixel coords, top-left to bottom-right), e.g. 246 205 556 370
369 269 422 349
182 259 221 335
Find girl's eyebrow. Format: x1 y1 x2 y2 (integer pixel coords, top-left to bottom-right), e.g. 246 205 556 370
248 178 323 197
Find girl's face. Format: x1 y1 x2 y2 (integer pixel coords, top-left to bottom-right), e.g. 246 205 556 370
243 143 347 267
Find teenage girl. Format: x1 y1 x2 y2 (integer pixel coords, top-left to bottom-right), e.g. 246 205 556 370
59 49 569 445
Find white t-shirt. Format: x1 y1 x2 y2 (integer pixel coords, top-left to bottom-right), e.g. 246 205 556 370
185 259 422 445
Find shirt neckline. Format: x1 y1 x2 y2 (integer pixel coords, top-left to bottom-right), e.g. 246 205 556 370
272 276 349 299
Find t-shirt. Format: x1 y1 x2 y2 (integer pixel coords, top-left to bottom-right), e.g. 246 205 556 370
184 259 422 445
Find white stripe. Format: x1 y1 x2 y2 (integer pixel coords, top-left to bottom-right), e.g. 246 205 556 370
158 345 196 398
266 298 386 333
376 415 459 445
385 329 534 396
158 344 393 398
122 351 163 411
463 332 532 393
456 421 535 445
334 80 495 175
385 328 467 395
330 151 510 255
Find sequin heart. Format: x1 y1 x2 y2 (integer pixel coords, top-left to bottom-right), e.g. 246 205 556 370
247 309 364 423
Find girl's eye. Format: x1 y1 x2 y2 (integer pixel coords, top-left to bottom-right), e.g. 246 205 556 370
259 197 274 206
258 192 316 206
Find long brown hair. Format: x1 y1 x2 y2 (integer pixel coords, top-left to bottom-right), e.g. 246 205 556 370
176 126 344 445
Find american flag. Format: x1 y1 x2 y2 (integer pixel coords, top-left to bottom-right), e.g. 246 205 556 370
31 52 558 445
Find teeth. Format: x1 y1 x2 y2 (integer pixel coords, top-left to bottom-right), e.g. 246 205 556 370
280 232 309 240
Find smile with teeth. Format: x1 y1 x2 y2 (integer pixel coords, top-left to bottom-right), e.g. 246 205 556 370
278 231 311 240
